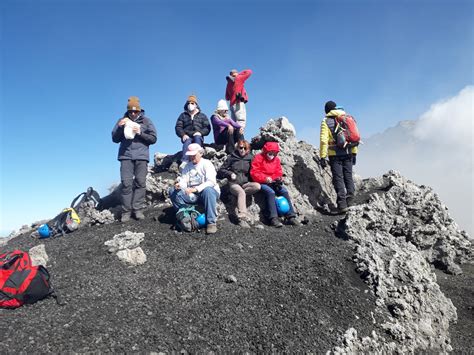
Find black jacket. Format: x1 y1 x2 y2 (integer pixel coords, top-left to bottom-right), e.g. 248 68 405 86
175 102 211 138
218 151 254 186
111 110 157 161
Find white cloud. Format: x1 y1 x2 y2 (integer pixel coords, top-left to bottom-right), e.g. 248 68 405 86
357 86 474 236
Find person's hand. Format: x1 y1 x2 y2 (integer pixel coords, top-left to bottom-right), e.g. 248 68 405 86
239 127 244 134
182 134 190 142
352 154 357 166
320 158 327 169
265 177 272 183
118 117 128 126
230 173 237 180
185 187 196 195
193 132 202 136
228 125 234 134
174 181 181 190
132 125 141 134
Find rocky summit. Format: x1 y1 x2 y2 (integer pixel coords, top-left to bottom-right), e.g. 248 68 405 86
1 118 473 353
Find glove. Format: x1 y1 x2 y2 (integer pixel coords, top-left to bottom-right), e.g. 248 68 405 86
320 158 327 169
352 154 357 166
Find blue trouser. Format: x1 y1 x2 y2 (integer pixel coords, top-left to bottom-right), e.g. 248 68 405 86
260 184 296 219
329 155 355 209
120 159 148 213
169 186 220 224
182 136 204 159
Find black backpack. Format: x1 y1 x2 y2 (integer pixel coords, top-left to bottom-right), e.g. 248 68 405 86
175 206 200 232
70 187 101 210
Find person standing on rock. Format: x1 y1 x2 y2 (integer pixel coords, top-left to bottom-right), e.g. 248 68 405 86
218 139 261 228
175 95 211 161
211 99 244 154
250 142 299 227
112 96 157 222
319 100 357 213
225 68 252 133
169 143 220 234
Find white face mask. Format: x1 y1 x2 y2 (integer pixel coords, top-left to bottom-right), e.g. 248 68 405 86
188 103 196 112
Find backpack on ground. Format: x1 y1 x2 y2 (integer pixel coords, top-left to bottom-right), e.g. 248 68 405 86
332 114 360 149
46 207 81 238
175 206 200 232
0 250 53 308
70 187 101 210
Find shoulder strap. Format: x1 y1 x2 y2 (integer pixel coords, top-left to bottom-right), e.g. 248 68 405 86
70 192 86 209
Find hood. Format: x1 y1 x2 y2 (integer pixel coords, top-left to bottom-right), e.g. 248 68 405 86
262 141 280 153
325 109 346 118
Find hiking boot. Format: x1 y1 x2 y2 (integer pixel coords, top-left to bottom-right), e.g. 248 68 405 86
270 217 283 228
346 194 355 207
134 210 145 220
206 223 217 234
286 216 301 226
121 212 131 222
338 206 349 214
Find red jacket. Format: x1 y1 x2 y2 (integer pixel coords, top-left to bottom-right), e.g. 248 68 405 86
225 69 252 106
250 142 282 183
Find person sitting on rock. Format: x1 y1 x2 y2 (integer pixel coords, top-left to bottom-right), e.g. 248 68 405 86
218 139 260 228
211 99 243 154
175 95 211 161
319 100 357 213
169 143 220 234
250 141 299 227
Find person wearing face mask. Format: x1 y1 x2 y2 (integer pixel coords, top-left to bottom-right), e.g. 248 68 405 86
112 96 157 222
250 142 299 227
211 99 244 154
175 95 211 160
169 143 220 235
218 140 261 228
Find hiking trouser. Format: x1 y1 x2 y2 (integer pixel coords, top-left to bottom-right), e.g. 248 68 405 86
260 184 296 219
182 136 204 160
120 159 148 213
329 155 355 209
230 101 247 129
215 129 244 154
169 187 220 224
229 182 261 217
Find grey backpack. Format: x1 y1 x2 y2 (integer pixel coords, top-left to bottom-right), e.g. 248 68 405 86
175 206 199 232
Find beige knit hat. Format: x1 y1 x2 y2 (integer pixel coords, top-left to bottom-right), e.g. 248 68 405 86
127 96 141 111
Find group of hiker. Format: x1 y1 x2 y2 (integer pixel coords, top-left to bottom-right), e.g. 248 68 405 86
111 68 358 234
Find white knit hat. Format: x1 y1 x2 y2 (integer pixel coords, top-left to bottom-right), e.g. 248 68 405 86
216 99 228 111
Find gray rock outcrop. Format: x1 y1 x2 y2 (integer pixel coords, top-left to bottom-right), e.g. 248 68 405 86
332 170 472 353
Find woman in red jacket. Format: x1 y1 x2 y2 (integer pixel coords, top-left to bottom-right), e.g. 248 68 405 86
250 142 299 227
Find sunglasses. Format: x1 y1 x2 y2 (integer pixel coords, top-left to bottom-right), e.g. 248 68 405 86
129 110 140 114
238 146 246 150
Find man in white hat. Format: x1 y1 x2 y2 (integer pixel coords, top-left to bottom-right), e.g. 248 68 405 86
169 143 220 234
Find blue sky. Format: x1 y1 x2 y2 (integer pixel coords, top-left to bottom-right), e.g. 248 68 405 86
1 0 473 236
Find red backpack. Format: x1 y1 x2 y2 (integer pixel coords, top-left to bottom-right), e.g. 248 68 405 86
333 114 360 149
0 250 53 308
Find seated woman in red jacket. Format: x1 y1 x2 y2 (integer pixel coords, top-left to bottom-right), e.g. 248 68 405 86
250 141 299 228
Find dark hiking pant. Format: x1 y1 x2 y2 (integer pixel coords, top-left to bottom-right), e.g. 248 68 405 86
120 159 148 213
329 155 355 209
215 129 244 154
